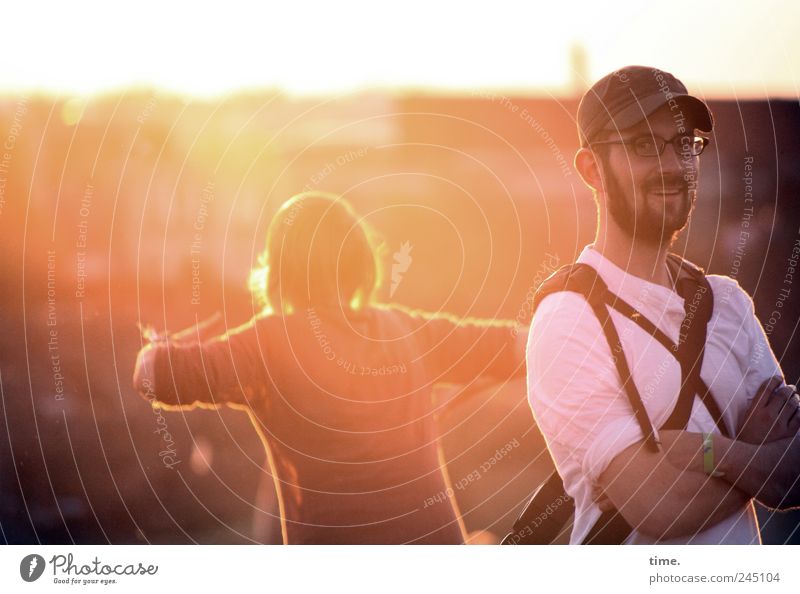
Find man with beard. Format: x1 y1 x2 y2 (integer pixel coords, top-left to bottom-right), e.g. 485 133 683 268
525 66 800 544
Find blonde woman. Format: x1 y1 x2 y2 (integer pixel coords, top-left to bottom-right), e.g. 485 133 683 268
133 192 526 544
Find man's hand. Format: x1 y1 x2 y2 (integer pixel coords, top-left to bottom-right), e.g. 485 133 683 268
738 376 800 444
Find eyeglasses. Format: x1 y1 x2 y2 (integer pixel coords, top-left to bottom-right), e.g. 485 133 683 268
589 135 709 157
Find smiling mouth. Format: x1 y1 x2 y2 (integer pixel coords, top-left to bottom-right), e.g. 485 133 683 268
645 176 688 197
645 181 688 198
648 187 685 197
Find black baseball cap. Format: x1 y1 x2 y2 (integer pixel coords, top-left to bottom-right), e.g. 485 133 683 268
577 66 714 147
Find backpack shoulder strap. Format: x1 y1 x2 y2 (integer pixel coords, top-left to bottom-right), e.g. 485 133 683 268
532 263 608 310
666 252 706 285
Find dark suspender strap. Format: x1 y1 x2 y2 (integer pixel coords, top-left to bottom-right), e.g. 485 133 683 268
601 295 675 354
691 378 731 437
597 271 730 438
577 299 641 544
598 306 728 436
661 379 701 431
661 259 731 437
587 299 661 453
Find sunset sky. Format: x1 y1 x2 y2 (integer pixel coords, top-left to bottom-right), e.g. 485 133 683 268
1 0 796 97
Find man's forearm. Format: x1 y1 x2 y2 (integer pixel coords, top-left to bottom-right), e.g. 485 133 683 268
716 433 800 510
648 463 750 540
604 441 751 540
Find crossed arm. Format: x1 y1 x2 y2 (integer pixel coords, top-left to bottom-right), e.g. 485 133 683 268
598 376 800 540
598 441 750 540
660 377 800 511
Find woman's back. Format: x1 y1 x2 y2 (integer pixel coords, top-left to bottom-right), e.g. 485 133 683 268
148 305 520 543
250 307 458 544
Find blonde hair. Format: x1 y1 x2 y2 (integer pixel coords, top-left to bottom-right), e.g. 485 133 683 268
249 192 383 314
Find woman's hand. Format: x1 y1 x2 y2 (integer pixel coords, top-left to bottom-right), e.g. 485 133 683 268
133 343 159 398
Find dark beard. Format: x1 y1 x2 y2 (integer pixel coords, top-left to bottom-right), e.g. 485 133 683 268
604 165 695 247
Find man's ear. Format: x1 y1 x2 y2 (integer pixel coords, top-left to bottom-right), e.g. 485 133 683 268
575 147 603 193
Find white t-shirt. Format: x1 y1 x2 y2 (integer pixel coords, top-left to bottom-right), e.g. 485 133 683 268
526 245 782 544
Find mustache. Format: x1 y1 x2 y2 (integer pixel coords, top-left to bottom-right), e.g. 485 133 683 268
643 174 689 192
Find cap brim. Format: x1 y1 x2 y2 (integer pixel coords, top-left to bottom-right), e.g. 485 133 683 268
604 93 713 134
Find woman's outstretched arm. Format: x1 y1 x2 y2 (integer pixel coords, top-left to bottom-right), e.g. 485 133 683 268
387 304 528 388
133 316 270 411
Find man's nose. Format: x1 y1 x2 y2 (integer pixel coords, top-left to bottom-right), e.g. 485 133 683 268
659 139 686 175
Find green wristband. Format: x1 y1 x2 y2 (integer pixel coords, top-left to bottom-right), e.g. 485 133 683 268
702 432 725 478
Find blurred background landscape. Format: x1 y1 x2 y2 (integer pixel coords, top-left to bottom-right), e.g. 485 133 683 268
1 0 799 544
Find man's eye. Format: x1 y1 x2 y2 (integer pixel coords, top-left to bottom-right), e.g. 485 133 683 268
635 139 657 152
